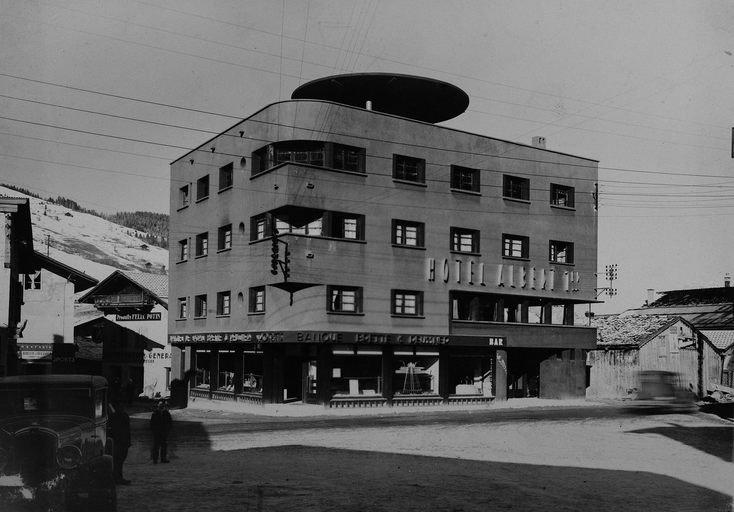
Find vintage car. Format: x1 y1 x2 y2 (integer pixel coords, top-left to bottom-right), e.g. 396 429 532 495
627 370 697 413
0 374 116 511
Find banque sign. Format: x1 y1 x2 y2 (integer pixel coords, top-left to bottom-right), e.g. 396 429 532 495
169 331 506 347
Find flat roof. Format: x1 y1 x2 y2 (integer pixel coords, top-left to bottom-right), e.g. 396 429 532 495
292 73 470 124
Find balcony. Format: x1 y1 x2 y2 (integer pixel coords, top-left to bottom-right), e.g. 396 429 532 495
93 293 156 314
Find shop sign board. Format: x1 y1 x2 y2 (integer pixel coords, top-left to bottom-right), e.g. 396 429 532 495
116 312 161 321
170 331 506 347
18 343 53 360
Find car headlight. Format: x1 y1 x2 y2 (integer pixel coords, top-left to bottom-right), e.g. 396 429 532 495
0 447 8 473
56 445 82 469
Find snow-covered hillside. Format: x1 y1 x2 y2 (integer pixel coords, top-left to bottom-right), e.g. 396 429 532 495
1 186 168 280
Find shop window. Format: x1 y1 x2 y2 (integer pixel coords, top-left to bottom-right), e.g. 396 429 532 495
24 272 42 290
391 290 423 316
249 286 265 313
193 351 210 389
194 294 207 318
392 219 424 247
450 165 480 193
393 154 425 183
196 175 209 201
217 351 236 391
549 240 574 264
217 291 231 316
218 162 233 191
503 174 530 201
177 297 188 319
327 286 362 314
178 239 189 261
242 350 263 394
502 233 529 259
195 232 208 257
450 227 480 253
550 183 575 208
332 144 365 173
179 184 190 208
217 224 232 251
393 349 439 395
331 346 382 397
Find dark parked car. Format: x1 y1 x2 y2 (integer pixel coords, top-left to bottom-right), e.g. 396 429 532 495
0 375 116 511
628 370 697 413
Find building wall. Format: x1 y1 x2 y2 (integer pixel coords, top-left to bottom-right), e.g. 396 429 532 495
21 271 75 345
586 349 639 398
169 100 598 342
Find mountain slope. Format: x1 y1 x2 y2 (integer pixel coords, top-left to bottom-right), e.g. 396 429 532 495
1 185 168 280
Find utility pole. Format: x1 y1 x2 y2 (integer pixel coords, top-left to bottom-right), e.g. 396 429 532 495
588 264 619 325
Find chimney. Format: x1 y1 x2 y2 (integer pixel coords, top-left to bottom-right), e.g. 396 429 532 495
725 273 731 288
531 136 546 149
646 289 655 306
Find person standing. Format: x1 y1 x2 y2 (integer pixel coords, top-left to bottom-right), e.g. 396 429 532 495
150 400 172 463
108 402 132 485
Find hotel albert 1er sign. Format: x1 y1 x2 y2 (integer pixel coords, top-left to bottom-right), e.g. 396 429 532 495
169 331 506 348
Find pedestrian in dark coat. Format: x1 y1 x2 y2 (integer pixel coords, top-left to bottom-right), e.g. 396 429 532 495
150 400 172 463
108 402 132 485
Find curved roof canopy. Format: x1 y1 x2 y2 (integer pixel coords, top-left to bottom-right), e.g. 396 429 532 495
291 73 469 123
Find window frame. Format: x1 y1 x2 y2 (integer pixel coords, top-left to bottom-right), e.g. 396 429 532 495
179 184 190 209
178 239 189 262
502 233 530 259
177 297 188 319
393 154 426 184
392 219 425 248
217 224 232 251
550 183 575 208
196 175 210 202
194 294 207 318
549 240 575 264
326 285 363 314
332 143 366 173
249 286 265 313
218 162 234 191
195 232 209 258
391 290 424 317
216 291 231 316
503 174 530 201
450 227 480 254
450 165 480 193
23 272 42 290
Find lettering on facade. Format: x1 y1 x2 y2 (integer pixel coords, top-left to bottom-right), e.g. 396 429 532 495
115 312 161 321
487 337 506 347
426 257 581 293
296 332 343 343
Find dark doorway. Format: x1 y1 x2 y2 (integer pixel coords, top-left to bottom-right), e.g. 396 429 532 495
283 356 302 402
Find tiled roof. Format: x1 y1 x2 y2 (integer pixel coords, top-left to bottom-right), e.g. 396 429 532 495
592 314 675 347
122 272 168 300
623 304 734 329
701 330 734 351
649 287 734 307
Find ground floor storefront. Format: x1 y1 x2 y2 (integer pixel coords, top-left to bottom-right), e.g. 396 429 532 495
171 327 593 408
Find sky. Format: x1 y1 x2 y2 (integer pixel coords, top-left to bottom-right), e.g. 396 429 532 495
1 0 733 315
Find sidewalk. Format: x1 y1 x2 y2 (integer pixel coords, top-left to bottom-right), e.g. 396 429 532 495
153 396 609 421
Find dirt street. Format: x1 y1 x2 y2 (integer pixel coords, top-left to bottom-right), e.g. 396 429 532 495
117 403 733 512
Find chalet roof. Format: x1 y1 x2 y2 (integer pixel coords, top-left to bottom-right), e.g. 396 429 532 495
592 314 678 347
32 250 98 292
701 330 734 351
122 272 168 300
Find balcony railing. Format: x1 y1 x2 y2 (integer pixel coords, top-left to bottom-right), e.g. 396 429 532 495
93 293 156 308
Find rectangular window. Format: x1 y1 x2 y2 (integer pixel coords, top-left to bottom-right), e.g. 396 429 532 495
550 183 575 208
218 224 232 251
23 272 42 290
549 240 574 264
450 227 480 253
392 290 423 316
503 175 530 201
330 213 364 240
392 220 424 247
274 214 323 236
178 297 188 319
451 165 480 192
179 184 190 208
178 239 189 261
393 154 425 183
218 162 234 191
195 232 208 257
250 215 268 241
194 294 207 317
196 175 210 201
217 291 231 316
332 144 365 173
249 287 265 313
327 286 362 313
502 234 529 259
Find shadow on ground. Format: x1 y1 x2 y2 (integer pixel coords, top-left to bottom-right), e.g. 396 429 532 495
119 445 732 512
628 423 734 462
